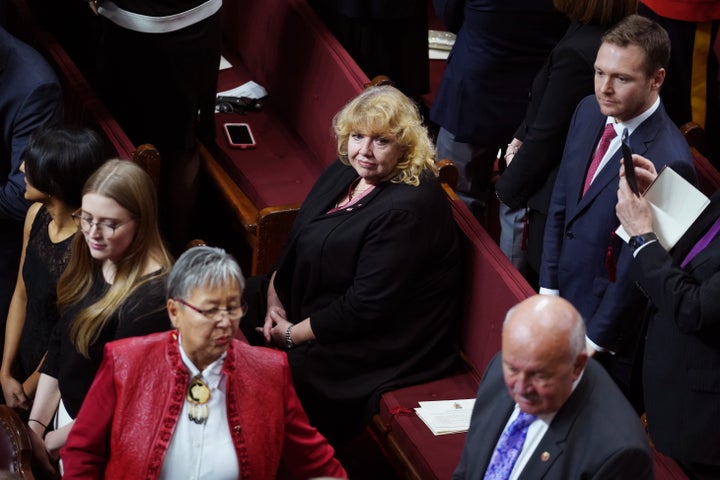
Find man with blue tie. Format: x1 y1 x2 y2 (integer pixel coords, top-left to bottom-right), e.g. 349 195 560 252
453 295 652 479
539 15 696 399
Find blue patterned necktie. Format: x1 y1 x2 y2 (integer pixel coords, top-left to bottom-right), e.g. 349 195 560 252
483 410 537 480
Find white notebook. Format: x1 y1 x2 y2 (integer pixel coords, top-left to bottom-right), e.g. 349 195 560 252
616 166 710 250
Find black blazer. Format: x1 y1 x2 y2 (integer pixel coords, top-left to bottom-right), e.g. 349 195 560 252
453 354 653 479
495 21 604 213
276 160 463 424
633 192 720 465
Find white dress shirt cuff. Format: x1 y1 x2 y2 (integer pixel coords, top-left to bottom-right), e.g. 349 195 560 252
539 287 560 296
632 239 658 257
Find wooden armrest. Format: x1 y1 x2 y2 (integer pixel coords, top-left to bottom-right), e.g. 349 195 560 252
131 143 161 191
365 75 396 89
437 158 459 191
680 122 707 155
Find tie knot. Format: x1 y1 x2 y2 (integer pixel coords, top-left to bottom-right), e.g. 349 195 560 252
601 123 617 141
512 410 537 430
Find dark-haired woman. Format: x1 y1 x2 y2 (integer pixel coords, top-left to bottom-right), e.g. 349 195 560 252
0 126 105 410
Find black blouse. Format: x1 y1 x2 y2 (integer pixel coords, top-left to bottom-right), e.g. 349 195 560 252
41 269 170 418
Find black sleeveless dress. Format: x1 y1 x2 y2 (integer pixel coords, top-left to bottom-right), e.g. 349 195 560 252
18 206 73 379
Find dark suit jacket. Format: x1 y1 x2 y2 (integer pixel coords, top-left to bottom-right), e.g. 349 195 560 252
275 160 462 435
540 96 696 351
0 25 62 222
453 354 653 479
430 0 568 144
632 192 720 465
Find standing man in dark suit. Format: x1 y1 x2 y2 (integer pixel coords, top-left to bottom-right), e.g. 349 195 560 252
430 0 568 218
539 15 696 398
453 295 653 480
495 0 638 285
0 25 62 373
617 155 720 479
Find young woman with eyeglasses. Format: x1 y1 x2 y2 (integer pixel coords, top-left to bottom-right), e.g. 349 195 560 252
0 126 105 411
26 159 173 476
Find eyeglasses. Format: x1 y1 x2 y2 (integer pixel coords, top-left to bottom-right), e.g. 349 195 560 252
173 298 247 322
72 210 135 238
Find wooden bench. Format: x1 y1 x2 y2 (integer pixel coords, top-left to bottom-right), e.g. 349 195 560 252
198 0 370 275
370 184 536 479
6 0 160 187
370 184 691 479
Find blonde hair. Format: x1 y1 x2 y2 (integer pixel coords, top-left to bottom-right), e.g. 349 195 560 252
333 85 437 186
57 160 172 357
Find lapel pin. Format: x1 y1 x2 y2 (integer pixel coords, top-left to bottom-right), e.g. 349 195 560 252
541 451 550 462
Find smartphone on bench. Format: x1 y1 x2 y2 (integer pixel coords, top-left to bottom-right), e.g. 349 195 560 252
224 123 256 149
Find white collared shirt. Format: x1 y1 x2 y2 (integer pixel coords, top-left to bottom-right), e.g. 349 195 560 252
159 342 239 480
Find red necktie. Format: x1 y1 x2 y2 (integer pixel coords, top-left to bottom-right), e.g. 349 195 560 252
583 123 617 195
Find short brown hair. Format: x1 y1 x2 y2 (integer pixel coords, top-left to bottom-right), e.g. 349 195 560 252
554 0 637 27
601 14 670 77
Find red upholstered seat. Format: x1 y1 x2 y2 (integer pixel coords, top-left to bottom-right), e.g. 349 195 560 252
211 0 369 210
201 0 369 274
652 448 689 480
372 185 535 480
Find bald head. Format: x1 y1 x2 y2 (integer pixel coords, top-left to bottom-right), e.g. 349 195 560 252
501 295 588 415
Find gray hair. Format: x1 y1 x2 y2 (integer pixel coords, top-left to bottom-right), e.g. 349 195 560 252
166 246 245 300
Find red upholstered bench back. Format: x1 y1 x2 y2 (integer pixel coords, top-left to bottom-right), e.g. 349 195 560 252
221 0 369 170
692 146 720 197
446 187 536 377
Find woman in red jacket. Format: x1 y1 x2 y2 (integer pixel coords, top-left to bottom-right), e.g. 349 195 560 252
61 246 346 480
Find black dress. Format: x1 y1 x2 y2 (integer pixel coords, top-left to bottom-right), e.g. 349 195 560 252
41 269 170 418
18 206 72 379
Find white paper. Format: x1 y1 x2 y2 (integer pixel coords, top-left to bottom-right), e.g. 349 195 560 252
217 80 268 100
219 55 232 70
616 166 710 250
415 399 475 436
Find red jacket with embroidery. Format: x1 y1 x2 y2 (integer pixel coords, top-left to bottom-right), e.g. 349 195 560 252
61 331 347 479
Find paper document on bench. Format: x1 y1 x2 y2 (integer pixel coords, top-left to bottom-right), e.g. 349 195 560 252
217 80 267 100
616 166 710 250
415 399 475 436
219 55 232 70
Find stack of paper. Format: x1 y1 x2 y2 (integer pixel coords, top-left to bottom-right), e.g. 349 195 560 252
616 166 710 250
217 80 268 100
428 29 455 60
415 399 475 436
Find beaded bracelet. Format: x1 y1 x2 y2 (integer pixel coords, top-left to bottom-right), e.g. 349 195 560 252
285 325 295 350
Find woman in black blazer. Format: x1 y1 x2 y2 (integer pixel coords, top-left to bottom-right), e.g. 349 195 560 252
243 86 463 445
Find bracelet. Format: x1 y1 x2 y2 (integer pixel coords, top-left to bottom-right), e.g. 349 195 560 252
285 325 295 350
28 418 47 430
